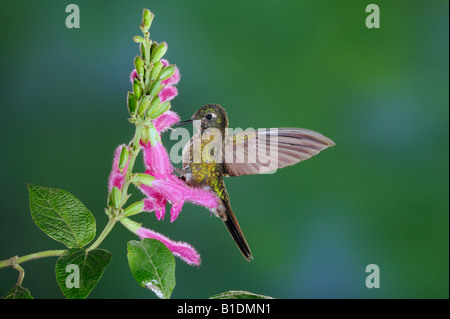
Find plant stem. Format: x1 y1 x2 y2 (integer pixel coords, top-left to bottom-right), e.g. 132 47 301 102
120 122 143 207
0 250 66 269
86 217 117 252
13 263 25 286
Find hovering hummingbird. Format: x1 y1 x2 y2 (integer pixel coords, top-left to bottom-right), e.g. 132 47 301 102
177 104 335 261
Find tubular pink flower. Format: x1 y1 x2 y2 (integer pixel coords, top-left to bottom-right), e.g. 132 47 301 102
142 141 173 176
153 110 180 133
108 144 130 192
158 86 178 103
130 69 139 83
152 176 218 208
140 111 180 175
137 227 201 267
150 175 218 222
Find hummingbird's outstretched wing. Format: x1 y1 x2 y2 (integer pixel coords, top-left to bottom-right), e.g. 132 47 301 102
223 128 334 176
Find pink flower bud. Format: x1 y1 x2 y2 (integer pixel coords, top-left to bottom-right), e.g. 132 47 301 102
108 144 130 192
130 69 139 84
137 227 201 266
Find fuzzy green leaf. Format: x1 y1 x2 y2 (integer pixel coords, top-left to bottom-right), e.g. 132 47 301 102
2 284 33 299
127 239 175 299
27 184 96 248
55 248 112 299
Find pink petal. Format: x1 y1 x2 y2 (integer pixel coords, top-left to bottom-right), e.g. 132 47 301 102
108 144 130 192
152 176 219 209
158 86 178 103
139 174 218 223
153 110 180 133
143 197 167 221
160 59 169 67
109 174 124 192
130 69 139 83
137 227 201 266
170 200 185 223
142 141 173 175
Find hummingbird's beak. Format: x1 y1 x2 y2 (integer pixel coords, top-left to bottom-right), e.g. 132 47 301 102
177 119 193 126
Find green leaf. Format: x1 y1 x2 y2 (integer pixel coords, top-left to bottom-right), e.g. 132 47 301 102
127 239 175 299
209 290 274 299
2 284 33 299
55 248 112 299
27 183 96 248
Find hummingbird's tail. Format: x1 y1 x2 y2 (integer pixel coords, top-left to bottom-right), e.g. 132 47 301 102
220 199 253 261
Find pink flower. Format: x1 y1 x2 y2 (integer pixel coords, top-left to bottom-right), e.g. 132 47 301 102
140 111 179 176
153 110 180 133
137 227 201 267
108 144 130 192
130 69 139 83
143 196 166 220
142 140 173 176
158 85 178 103
121 218 201 267
140 175 218 222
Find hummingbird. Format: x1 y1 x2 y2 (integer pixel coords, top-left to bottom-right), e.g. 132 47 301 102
177 104 335 261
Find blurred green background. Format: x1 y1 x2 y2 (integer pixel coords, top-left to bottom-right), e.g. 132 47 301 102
0 0 448 299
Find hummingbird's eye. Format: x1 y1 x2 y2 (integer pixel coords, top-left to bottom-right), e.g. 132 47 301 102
206 114 213 120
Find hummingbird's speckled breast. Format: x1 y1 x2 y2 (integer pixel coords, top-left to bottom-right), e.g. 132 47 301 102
182 132 226 200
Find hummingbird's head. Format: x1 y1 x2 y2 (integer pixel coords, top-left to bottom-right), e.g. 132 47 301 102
188 104 229 132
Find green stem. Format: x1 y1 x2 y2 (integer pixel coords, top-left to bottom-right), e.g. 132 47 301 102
121 122 143 205
0 250 66 269
86 217 116 252
13 263 25 286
